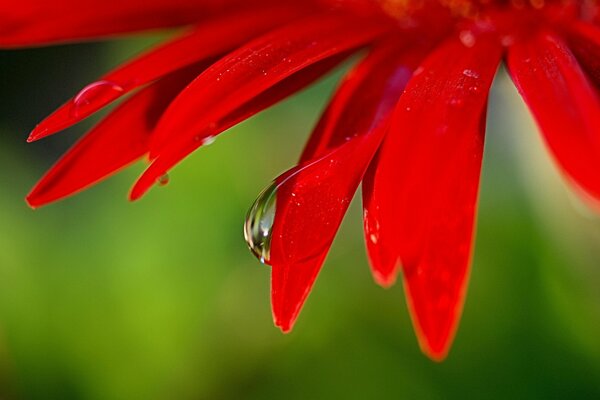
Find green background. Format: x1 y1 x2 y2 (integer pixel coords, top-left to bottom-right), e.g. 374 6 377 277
1 35 599 399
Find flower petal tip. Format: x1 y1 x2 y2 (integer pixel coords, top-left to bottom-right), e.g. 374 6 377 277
273 310 298 334
420 343 450 363
24 195 39 210
372 271 397 289
275 321 294 334
129 178 153 202
412 318 456 363
27 126 49 142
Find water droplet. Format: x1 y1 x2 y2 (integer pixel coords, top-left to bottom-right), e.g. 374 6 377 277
71 80 124 117
157 173 170 186
202 136 216 146
449 98 463 107
459 30 476 48
462 69 480 79
244 183 277 264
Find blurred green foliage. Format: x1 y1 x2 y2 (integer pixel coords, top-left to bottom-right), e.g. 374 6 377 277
1 37 599 400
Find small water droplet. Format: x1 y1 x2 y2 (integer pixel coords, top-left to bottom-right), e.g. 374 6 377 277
449 98 463 107
71 80 124 117
462 69 480 79
459 30 476 48
244 183 277 264
202 136 216 146
369 233 378 244
157 173 170 186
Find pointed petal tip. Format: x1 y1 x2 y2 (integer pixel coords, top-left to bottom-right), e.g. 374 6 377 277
420 343 450 363
415 327 453 362
373 271 397 288
411 311 457 363
27 126 49 142
274 315 296 334
24 195 39 210
128 188 143 202
129 175 155 202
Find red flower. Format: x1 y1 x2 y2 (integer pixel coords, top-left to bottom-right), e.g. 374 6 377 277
5 0 600 360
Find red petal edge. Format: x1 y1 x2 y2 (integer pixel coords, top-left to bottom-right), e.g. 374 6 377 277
508 30 600 203
364 34 502 360
27 5 308 142
128 12 391 200
26 65 203 208
264 39 425 332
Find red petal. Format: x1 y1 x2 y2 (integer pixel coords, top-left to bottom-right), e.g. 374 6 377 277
128 12 390 200
508 31 600 201
128 53 349 201
263 40 425 332
147 12 391 158
26 66 202 208
27 6 307 142
566 21 600 85
364 35 502 360
0 0 289 47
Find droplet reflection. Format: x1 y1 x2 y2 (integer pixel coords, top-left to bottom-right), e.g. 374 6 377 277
244 182 277 264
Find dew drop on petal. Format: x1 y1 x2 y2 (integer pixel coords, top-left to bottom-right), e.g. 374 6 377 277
202 135 216 146
71 80 125 117
462 69 480 79
459 30 476 48
157 173 170 186
244 182 277 264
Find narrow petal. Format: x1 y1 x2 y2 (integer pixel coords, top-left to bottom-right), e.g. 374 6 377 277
26 66 202 208
265 40 425 332
128 53 349 201
128 12 390 200
147 12 392 158
28 6 307 141
508 31 600 201
365 35 502 360
0 0 288 47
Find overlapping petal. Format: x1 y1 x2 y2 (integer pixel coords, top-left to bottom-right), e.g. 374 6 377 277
148 12 391 157
26 65 204 208
27 6 309 142
128 54 349 201
264 39 426 332
364 34 502 360
127 12 391 199
508 31 600 201
566 21 600 84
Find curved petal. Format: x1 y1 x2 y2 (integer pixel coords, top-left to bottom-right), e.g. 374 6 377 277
128 53 349 201
26 65 203 208
0 0 289 47
147 12 392 158
127 12 391 200
28 6 308 141
364 34 502 360
263 40 425 333
508 31 600 202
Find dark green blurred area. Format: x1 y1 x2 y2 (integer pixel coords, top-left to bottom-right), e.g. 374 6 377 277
1 37 600 400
